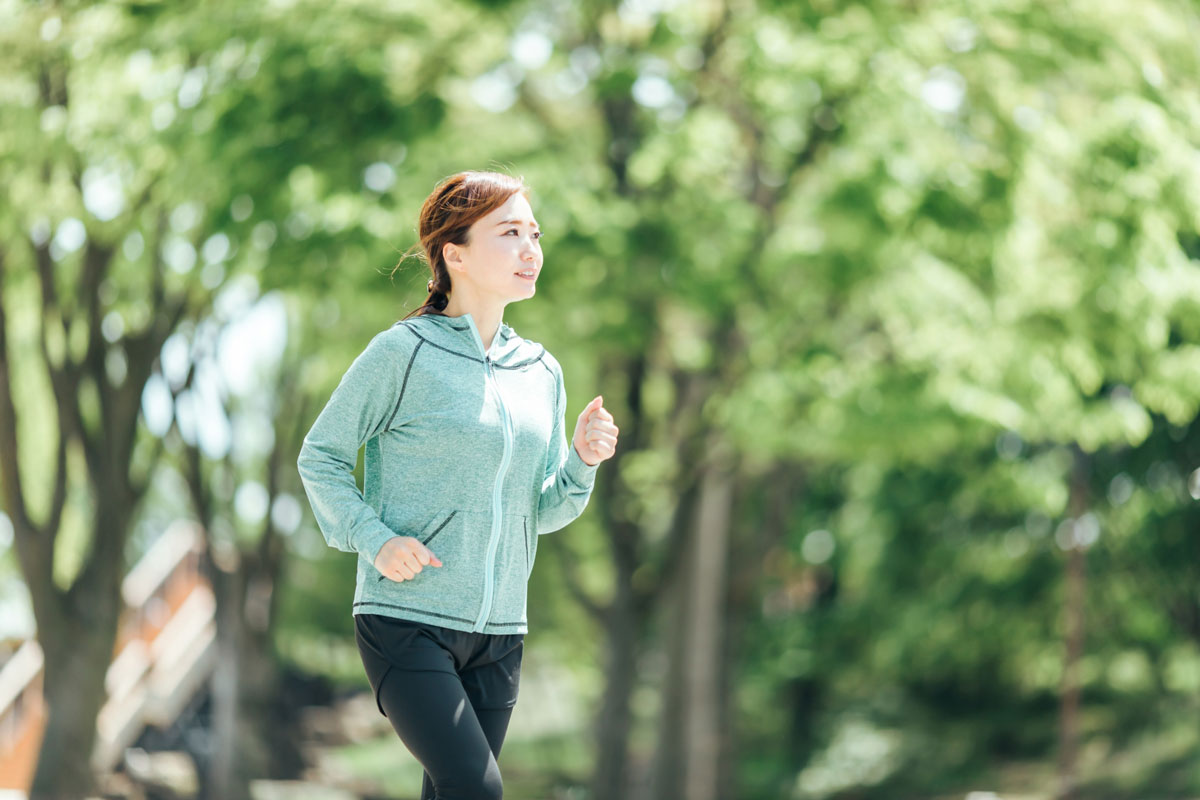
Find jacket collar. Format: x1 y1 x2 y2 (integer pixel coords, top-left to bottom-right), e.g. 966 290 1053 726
399 312 537 365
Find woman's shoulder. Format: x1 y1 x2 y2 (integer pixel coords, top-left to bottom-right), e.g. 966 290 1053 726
338 322 422 370
503 327 560 372
366 320 422 351
533 341 561 371
523 340 563 383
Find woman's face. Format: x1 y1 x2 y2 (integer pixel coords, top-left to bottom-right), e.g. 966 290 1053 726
444 192 543 304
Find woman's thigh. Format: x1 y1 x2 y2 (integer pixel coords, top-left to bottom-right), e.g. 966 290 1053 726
377 667 510 800
417 703 515 800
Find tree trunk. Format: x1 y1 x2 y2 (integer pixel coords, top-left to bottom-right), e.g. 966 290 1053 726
716 532 739 800
648 559 687 800
1057 447 1090 800
206 566 254 800
2 228 175 797
586 352 665 800
29 624 113 799
203 548 295 799
650 440 734 800
589 591 638 800
682 445 734 800
29 510 127 799
717 469 777 800
175 350 309 797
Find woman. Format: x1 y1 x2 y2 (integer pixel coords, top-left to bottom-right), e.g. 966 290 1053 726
297 170 618 799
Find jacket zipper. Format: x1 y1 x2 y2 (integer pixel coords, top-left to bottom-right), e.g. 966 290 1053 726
472 352 515 632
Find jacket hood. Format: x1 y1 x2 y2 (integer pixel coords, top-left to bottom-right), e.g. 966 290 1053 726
396 312 544 366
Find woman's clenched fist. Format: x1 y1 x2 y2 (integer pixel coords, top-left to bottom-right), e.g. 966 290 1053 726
374 536 443 582
572 395 619 467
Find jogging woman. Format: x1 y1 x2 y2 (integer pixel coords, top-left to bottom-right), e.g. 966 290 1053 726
297 170 618 799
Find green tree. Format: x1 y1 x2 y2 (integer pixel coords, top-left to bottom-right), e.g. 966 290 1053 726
0 1 454 794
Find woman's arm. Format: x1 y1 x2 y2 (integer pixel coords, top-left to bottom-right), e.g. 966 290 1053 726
297 328 410 565
537 362 600 534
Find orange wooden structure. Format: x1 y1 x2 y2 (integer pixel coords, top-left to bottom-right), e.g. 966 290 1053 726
0 521 215 794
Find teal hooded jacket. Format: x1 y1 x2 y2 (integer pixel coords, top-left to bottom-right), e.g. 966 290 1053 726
297 311 600 635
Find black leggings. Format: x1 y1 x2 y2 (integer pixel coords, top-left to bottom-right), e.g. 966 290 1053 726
354 613 525 800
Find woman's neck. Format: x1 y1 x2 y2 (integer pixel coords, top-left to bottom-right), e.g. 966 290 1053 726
441 294 505 353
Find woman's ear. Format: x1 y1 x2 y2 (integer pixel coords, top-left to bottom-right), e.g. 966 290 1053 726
443 240 470 271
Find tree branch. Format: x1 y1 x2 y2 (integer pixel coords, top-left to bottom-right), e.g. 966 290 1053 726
75 241 117 481
549 535 607 623
256 359 300 569
0 249 32 535
150 210 167 312
0 249 64 615
29 240 89 564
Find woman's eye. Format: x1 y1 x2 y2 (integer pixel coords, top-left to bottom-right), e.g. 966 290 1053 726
505 229 543 240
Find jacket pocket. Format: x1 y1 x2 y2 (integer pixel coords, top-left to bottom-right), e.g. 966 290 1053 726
376 510 457 582
488 513 533 626
370 509 488 624
421 511 458 546
523 516 537 579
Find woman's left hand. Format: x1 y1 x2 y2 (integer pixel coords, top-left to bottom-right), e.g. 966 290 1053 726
572 395 619 466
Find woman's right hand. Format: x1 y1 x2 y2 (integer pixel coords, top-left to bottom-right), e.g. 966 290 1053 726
374 536 443 582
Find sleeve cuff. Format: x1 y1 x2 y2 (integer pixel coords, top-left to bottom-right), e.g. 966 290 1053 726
355 523 400 567
565 442 601 487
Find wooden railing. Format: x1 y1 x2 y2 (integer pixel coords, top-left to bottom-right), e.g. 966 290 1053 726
0 520 217 793
0 643 43 795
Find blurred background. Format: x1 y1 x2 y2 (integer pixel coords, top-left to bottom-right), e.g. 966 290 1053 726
1 1 1199 799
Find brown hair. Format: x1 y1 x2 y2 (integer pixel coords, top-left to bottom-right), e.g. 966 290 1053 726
396 170 530 319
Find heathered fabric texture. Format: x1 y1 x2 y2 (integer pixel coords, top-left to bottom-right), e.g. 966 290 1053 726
297 311 599 635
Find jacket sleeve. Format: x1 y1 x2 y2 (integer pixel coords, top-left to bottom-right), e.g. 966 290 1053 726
296 329 407 565
537 360 599 534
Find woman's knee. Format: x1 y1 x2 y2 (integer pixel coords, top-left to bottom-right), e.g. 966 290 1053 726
480 764 504 800
437 762 503 800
